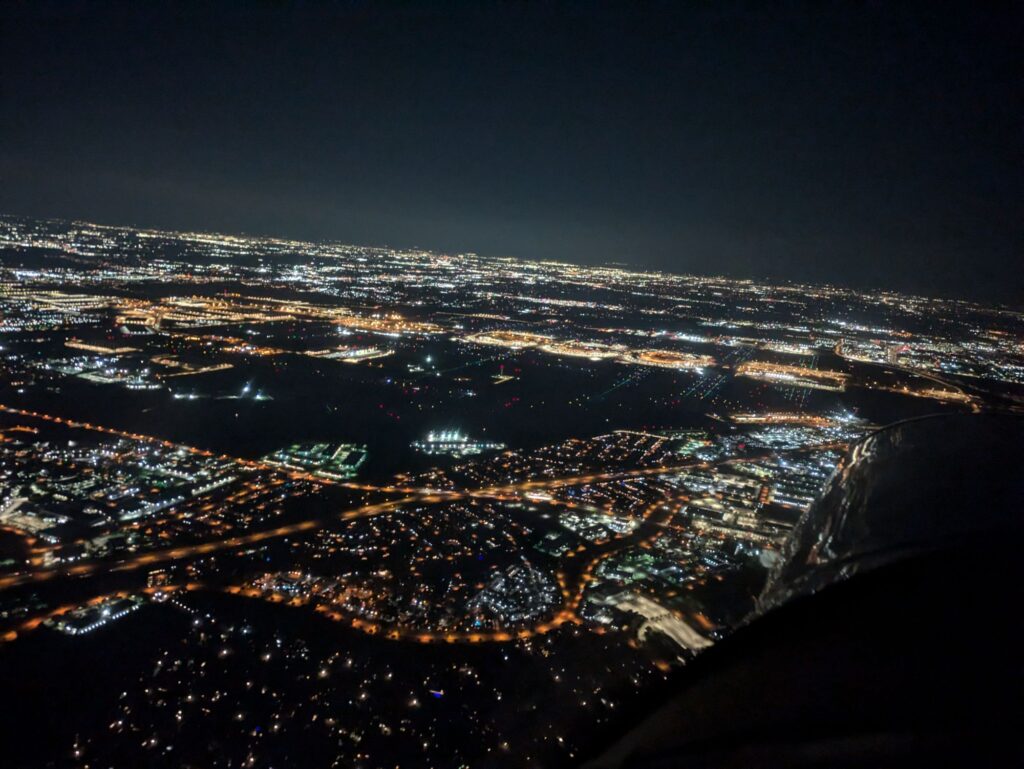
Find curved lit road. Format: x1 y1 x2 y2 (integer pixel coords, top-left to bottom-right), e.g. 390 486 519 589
0 403 846 646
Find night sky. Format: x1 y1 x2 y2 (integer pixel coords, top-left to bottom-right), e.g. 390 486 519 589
1 2 1020 304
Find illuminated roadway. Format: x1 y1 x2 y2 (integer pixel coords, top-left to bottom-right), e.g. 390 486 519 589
0 403 847 645
0 461 710 591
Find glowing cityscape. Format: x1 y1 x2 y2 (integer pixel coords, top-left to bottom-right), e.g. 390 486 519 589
0 214 1020 767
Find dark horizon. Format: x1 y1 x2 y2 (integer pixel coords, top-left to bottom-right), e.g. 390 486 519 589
1 2 1021 305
